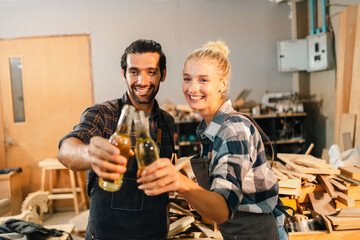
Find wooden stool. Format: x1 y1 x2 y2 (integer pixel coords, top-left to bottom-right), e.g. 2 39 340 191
38 158 87 215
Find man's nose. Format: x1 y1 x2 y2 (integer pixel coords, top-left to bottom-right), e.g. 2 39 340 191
138 71 150 85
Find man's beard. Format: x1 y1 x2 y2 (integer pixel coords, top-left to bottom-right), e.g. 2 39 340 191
127 83 160 104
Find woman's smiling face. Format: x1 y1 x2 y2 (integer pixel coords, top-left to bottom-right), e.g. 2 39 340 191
182 58 226 120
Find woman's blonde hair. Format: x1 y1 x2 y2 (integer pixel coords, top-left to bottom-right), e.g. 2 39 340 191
185 41 231 86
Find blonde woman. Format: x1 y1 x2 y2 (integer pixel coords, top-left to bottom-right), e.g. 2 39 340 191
137 41 287 240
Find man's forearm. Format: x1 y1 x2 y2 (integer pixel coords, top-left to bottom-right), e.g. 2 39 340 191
57 137 91 171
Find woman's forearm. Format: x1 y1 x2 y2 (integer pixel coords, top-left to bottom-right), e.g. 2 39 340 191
178 174 229 224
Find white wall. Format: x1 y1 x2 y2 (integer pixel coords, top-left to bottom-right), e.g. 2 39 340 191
0 0 292 105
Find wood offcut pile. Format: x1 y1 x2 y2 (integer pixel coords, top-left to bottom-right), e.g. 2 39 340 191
273 153 360 233
168 156 222 239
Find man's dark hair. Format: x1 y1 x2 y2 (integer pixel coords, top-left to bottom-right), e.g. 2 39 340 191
121 39 166 81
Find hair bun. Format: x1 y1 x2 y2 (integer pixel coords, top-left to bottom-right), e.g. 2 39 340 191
202 41 229 58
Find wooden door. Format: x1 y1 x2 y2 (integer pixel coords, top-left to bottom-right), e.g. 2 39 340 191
0 35 94 201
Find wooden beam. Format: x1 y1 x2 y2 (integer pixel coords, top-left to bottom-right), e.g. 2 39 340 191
168 216 194 237
339 166 360 180
318 175 337 199
194 221 215 238
330 178 349 192
337 207 360 217
278 154 340 175
336 191 355 207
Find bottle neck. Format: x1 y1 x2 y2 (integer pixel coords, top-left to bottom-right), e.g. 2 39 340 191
135 111 151 139
116 104 135 135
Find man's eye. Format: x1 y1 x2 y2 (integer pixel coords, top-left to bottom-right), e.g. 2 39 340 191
148 71 155 75
183 78 190 82
199 78 208 82
129 70 138 75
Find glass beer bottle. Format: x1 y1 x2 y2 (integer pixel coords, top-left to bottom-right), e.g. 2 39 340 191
98 104 135 192
134 110 159 176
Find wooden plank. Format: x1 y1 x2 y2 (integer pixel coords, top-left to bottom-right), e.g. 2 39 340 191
298 184 324 203
308 192 337 216
354 113 360 148
294 159 322 169
335 199 360 209
168 216 194 237
277 154 340 175
329 178 349 192
334 4 358 146
346 185 360 194
336 191 355 207
274 161 316 182
338 207 360 217
355 114 360 148
170 202 194 217
304 143 314 155
175 156 190 171
337 174 360 186
349 5 360 115
289 229 360 240
333 224 360 230
278 178 301 189
321 214 333 233
339 114 356 151
343 132 353 151
317 175 337 199
346 191 360 200
339 166 360 180
279 187 301 196
321 149 330 163
327 215 360 226
273 167 289 180
194 221 215 238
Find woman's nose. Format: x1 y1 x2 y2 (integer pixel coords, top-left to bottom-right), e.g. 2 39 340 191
187 80 198 93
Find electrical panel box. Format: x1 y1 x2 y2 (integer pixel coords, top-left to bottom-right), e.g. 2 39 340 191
307 32 335 72
277 39 308 72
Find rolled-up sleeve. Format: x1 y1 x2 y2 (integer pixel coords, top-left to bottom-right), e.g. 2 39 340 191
58 106 107 148
209 118 278 220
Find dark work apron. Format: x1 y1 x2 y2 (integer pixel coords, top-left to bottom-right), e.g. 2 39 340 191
190 156 279 240
85 113 173 240
85 154 168 240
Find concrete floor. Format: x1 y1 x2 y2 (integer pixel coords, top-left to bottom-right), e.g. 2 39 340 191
43 210 88 240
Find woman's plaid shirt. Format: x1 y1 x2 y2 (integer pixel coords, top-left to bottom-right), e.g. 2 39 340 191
196 100 280 220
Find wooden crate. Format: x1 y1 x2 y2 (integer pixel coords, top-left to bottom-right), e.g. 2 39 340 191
0 171 22 215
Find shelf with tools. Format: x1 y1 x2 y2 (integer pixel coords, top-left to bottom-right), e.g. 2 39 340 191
174 121 201 157
174 112 307 157
252 112 307 155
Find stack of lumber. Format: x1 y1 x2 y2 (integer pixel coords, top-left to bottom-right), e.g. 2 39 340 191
167 200 222 239
273 153 339 198
334 3 360 151
274 153 360 232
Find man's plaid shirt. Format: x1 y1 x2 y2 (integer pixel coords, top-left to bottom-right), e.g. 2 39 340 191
196 100 280 221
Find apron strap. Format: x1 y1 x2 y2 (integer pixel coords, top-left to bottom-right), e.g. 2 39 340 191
225 112 275 167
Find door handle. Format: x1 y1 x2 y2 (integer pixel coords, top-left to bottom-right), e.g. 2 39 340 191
6 138 14 146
